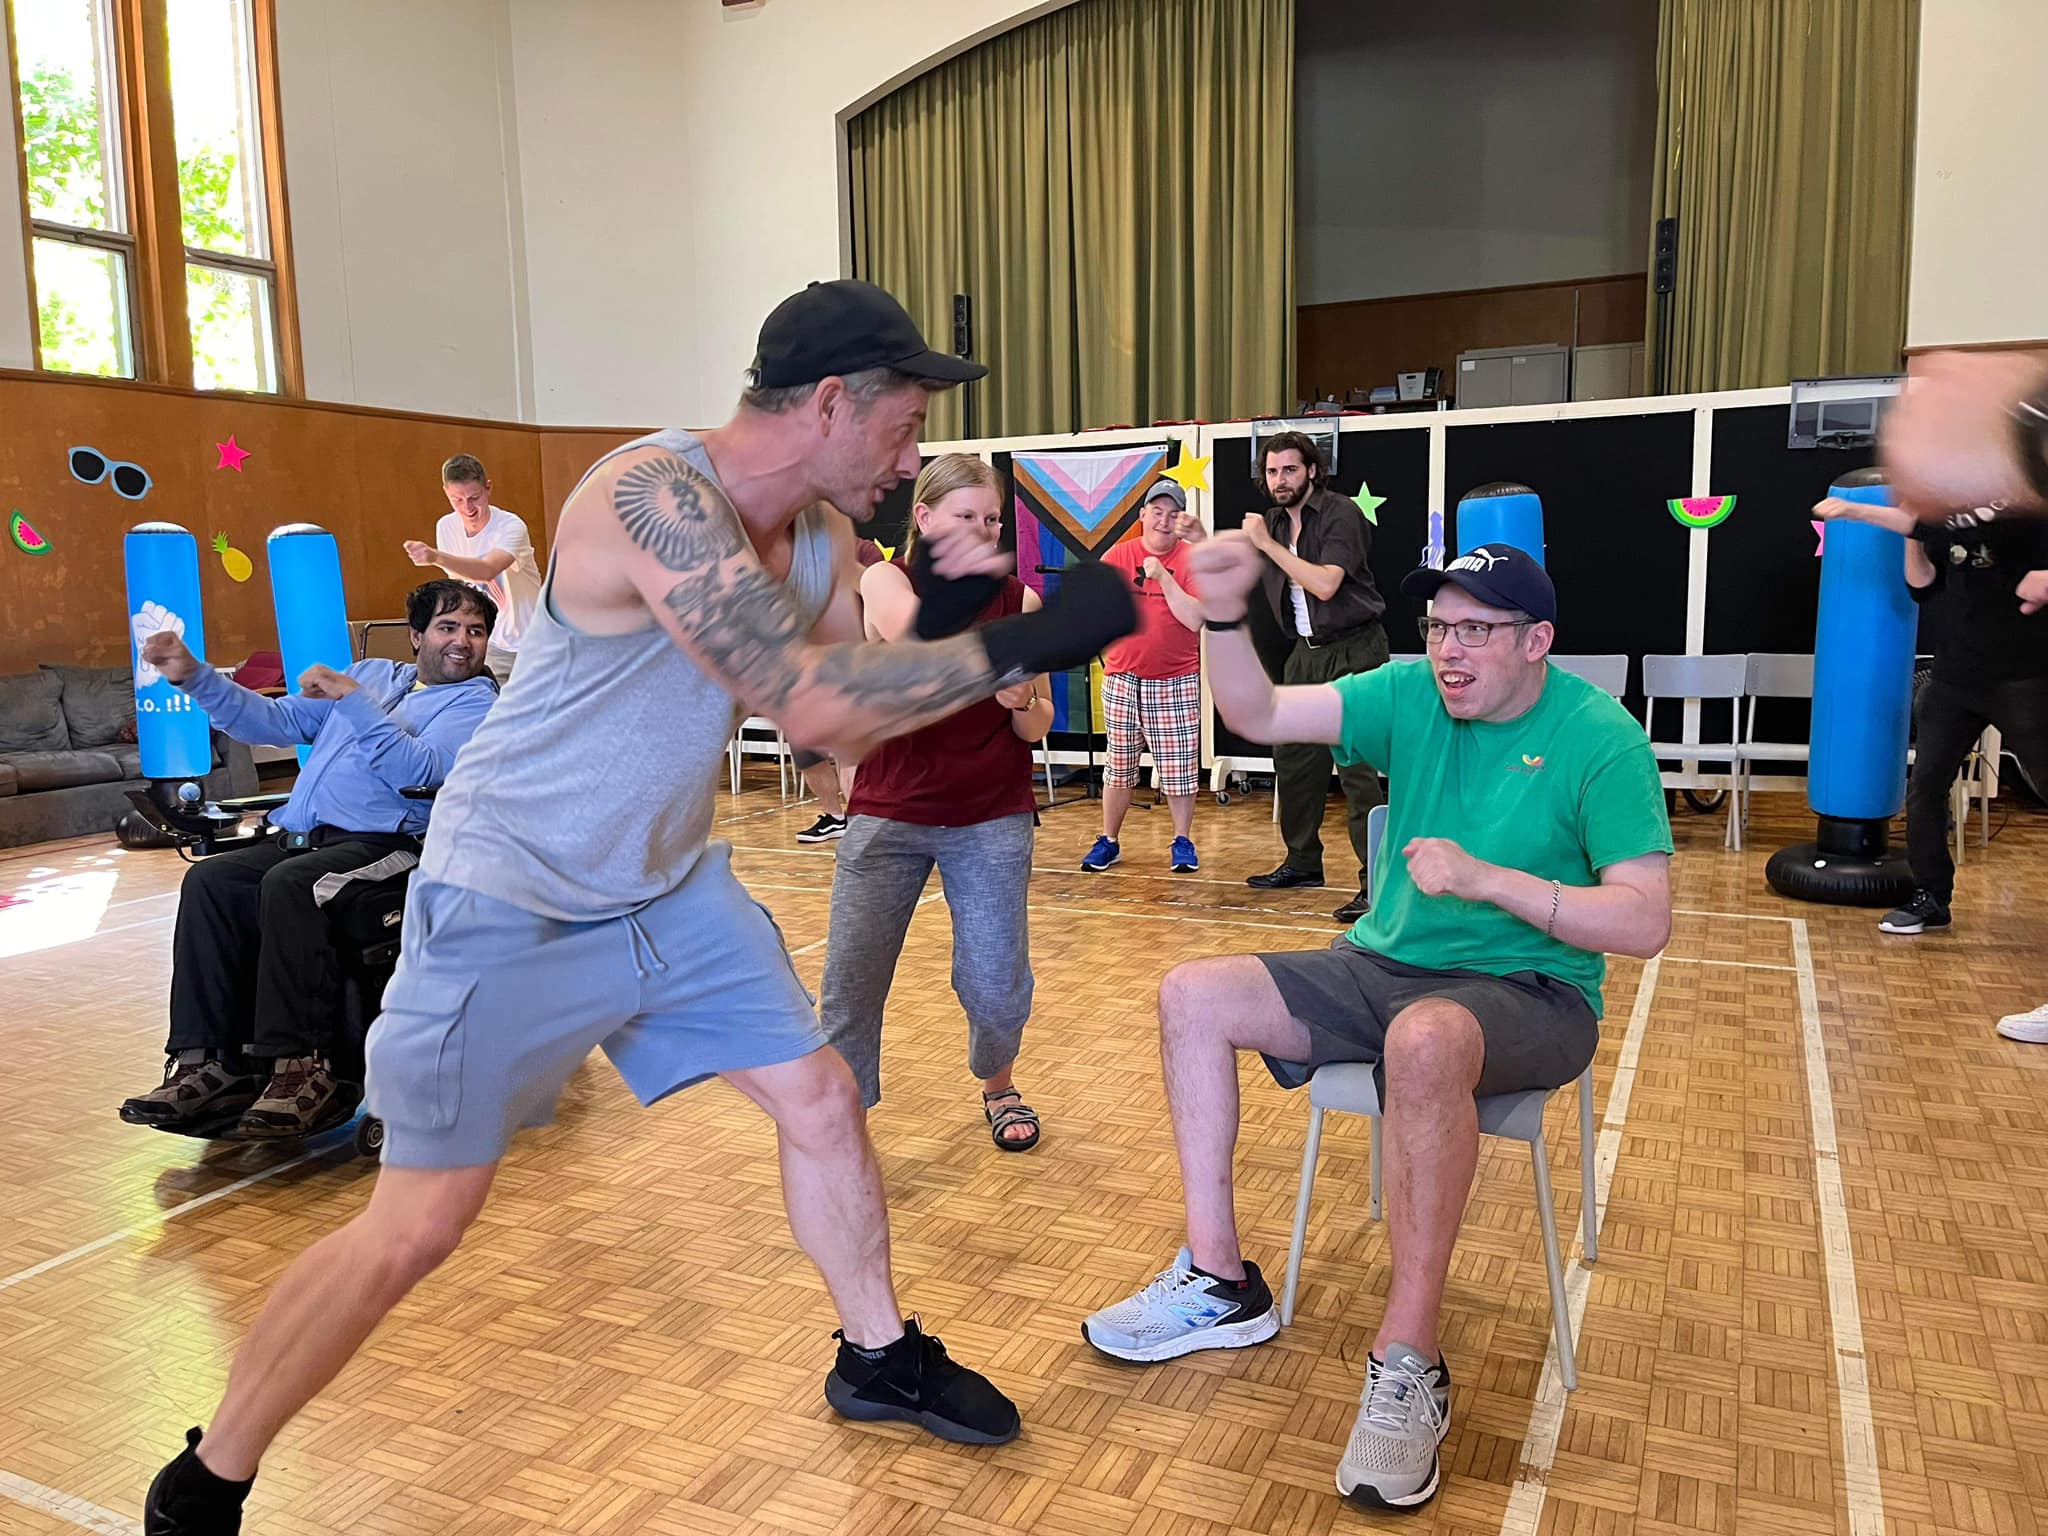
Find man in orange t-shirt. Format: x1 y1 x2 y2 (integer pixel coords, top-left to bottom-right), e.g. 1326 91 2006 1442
1082 480 1207 873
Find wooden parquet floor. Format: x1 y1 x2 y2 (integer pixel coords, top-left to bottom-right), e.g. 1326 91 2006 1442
2 777 2046 1536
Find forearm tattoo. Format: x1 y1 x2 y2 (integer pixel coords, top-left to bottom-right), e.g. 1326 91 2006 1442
610 450 998 728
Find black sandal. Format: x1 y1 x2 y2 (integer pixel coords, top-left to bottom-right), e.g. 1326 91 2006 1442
981 1088 1041 1152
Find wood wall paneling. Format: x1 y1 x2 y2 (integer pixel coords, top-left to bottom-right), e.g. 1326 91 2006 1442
0 371 642 675
538 431 641 550
1296 272 1648 404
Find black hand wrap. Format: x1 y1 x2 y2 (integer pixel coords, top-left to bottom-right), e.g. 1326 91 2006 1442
979 560 1137 682
910 539 1006 640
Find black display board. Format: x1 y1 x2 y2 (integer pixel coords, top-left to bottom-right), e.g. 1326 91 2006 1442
1206 426 1433 766
851 454 935 550
1443 411 1694 719
1702 404 1884 753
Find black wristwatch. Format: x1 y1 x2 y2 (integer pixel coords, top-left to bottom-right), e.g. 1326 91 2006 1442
1204 614 1245 631
2012 387 2048 505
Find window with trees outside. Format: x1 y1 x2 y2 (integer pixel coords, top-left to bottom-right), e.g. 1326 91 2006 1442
7 0 298 393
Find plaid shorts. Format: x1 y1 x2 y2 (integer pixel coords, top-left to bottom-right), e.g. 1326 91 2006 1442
1103 669 1202 796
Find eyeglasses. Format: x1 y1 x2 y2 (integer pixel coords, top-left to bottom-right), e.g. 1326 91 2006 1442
70 447 152 500
1417 616 1533 648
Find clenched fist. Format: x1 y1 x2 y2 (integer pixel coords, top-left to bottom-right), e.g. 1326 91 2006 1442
298 664 360 701
139 629 200 686
1184 531 1264 623
1404 837 1487 901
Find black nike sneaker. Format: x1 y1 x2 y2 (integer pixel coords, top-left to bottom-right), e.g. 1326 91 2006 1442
824 1317 1020 1445
143 1427 254 1535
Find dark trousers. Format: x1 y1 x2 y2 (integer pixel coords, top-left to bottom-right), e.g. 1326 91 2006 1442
166 835 414 1063
1276 621 1390 886
1906 674 2048 903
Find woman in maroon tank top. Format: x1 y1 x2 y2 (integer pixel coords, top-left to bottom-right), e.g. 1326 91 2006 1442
817 455 1054 1150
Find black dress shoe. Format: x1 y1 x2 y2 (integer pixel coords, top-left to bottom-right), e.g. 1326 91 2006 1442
1246 863 1324 890
1332 889 1370 923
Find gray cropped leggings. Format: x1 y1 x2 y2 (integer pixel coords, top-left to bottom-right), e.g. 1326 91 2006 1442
818 812 1035 1107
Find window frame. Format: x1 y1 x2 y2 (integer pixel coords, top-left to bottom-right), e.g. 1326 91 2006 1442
3 0 302 394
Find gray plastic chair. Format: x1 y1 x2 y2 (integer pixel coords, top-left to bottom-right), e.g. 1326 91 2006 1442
1735 652 1814 833
1549 653 1629 699
1640 653 1748 849
1277 803 1599 1391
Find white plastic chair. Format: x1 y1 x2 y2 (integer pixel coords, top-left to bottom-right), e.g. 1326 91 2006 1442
1278 804 1599 1391
726 717 792 799
1549 654 1628 699
1640 653 1747 849
1735 652 1814 835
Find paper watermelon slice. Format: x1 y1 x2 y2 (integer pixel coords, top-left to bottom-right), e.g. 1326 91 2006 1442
8 510 50 555
1666 494 1735 529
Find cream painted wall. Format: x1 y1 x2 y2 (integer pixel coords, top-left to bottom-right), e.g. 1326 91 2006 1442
10 0 2026 426
1907 0 2048 349
273 0 531 418
507 0 1067 428
0 33 30 371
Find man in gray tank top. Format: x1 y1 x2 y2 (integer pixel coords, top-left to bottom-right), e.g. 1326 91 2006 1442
144 282 1138 1533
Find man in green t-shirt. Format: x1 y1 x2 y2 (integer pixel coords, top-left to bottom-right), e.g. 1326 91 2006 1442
1082 537 1672 1514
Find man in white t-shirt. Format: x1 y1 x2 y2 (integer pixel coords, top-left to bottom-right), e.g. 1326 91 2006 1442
404 453 543 682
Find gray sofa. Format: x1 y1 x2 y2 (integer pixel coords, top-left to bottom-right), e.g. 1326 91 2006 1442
0 664 257 849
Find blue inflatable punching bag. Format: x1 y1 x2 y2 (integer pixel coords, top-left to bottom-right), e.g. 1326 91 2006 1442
1765 468 1917 905
267 524 354 765
1456 482 1545 565
124 522 212 787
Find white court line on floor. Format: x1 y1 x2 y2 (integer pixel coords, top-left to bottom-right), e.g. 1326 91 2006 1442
1497 954 1659 1536
1499 908 1881 1536
0 1472 139 1535
1672 906 1799 924
1656 954 1797 973
1791 915 1884 1536
731 840 1344 899
0 1146 334 1295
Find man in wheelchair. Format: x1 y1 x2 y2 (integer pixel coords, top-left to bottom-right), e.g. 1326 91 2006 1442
118 580 500 1140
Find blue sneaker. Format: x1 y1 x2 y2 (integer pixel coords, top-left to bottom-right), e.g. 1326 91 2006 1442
1169 836 1199 872
1082 1246 1278 1363
1080 836 1121 872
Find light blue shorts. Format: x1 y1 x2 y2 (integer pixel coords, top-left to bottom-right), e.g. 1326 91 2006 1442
364 841 824 1168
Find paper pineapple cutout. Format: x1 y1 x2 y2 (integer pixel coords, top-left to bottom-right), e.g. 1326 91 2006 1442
212 532 253 582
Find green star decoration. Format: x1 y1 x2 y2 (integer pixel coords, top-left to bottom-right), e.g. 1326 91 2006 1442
1351 482 1386 524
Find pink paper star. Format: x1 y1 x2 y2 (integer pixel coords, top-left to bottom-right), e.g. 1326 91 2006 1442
216 435 250 472
1811 519 1825 557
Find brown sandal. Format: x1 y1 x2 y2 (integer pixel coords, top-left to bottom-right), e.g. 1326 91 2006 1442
982 1088 1041 1152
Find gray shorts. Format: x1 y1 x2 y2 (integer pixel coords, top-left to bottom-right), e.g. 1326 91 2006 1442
364 841 825 1168
1256 939 1597 1099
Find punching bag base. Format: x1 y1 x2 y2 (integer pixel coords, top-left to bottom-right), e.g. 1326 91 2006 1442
1765 842 1914 907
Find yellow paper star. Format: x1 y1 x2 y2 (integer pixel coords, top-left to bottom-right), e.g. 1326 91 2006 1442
1352 483 1386 524
1164 451 1211 495
874 542 897 562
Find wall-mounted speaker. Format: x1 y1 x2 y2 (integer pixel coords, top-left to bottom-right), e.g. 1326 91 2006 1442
952 293 973 359
1654 216 1678 295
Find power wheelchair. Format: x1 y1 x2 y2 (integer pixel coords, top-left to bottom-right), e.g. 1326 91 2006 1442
120 783 437 1161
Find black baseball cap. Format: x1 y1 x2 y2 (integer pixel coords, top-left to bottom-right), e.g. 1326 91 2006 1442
751 280 988 390
1400 543 1557 624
